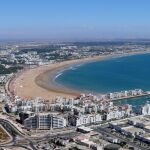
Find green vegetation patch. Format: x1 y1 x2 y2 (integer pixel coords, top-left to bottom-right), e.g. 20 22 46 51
0 64 23 74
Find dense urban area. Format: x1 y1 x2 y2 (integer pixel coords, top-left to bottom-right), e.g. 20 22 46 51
1 40 150 150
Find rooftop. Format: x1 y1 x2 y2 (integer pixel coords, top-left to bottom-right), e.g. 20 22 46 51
128 116 150 125
77 126 93 132
123 126 145 134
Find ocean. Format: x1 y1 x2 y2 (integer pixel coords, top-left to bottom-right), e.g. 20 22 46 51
55 53 150 94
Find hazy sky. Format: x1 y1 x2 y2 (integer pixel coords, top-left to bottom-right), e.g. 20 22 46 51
0 0 150 40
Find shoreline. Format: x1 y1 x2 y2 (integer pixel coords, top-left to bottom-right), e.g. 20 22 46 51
11 50 150 101
34 55 107 99
12 55 105 100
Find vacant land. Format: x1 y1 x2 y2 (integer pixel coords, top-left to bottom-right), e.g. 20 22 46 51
0 125 10 143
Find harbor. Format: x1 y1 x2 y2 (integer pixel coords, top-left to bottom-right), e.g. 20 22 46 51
95 89 150 101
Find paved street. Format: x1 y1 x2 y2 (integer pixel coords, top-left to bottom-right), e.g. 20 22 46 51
94 126 149 150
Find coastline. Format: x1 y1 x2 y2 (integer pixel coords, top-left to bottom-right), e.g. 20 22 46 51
11 50 150 101
12 55 105 100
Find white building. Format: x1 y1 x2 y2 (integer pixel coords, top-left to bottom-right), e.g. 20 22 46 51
76 114 102 126
141 104 150 115
106 105 132 121
24 113 67 129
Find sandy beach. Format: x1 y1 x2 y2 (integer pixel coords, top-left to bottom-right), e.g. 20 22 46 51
11 56 105 101
10 50 150 101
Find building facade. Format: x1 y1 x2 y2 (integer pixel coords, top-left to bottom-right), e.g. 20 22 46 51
24 113 67 129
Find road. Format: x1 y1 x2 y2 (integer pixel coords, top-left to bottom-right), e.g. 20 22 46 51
0 118 36 150
0 118 80 150
1 117 148 150
94 126 148 150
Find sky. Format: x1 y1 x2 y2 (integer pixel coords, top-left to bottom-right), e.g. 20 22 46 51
0 0 150 41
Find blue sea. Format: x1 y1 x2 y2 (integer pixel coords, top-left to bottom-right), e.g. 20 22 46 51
55 53 150 112
114 96 150 113
55 53 150 93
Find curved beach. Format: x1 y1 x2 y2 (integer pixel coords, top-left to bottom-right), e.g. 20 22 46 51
11 50 150 101
12 56 104 101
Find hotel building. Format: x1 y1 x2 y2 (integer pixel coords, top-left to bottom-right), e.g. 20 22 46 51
24 113 67 129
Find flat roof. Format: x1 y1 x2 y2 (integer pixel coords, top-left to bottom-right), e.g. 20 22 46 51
123 126 144 134
145 125 150 130
142 133 150 140
144 115 150 120
128 117 150 125
77 126 93 132
119 123 131 128
111 120 128 125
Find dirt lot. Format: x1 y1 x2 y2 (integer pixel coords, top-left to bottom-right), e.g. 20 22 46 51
0 125 10 143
